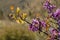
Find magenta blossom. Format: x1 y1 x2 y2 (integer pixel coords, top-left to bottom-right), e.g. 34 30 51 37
43 0 56 13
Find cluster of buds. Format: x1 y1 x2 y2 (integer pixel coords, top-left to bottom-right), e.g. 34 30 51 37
9 6 28 24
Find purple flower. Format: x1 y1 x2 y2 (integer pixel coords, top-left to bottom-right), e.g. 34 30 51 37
29 18 49 32
54 8 60 17
32 27 39 32
51 8 60 20
32 19 39 24
43 1 56 13
29 19 39 32
41 21 46 27
29 24 39 32
55 8 60 13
